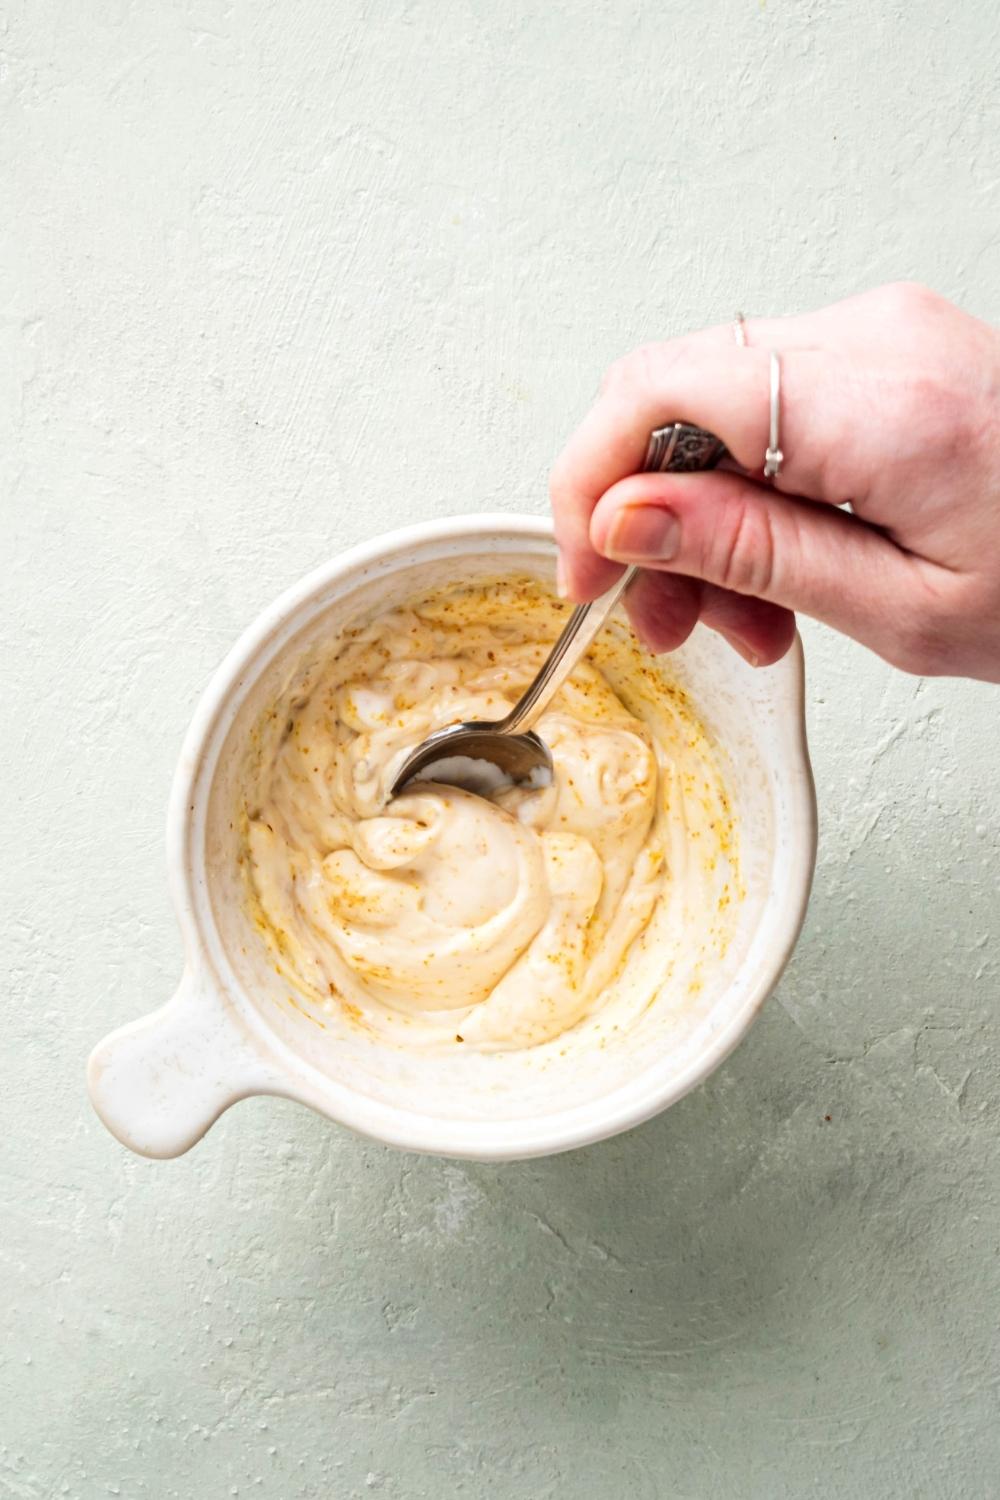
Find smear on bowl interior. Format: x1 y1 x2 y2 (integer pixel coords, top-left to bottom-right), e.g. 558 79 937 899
241 578 740 1053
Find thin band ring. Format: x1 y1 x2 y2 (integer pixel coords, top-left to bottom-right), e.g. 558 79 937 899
734 314 785 479
763 351 784 481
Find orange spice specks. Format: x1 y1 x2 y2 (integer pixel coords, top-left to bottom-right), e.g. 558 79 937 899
238 570 742 1052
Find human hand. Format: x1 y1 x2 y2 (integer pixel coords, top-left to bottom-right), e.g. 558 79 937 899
551 283 1000 682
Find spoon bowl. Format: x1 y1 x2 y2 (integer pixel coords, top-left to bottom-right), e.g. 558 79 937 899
391 722 553 798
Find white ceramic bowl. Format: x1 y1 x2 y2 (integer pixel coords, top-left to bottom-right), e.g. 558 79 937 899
88 515 817 1161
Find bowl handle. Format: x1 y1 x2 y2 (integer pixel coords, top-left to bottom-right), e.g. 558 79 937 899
87 967 280 1159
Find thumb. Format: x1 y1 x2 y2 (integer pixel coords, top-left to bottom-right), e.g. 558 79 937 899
589 469 928 656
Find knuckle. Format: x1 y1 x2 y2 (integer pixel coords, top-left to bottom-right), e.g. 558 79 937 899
707 498 777 596
549 457 585 529
548 450 572 505
599 354 633 397
880 279 941 320
599 339 691 399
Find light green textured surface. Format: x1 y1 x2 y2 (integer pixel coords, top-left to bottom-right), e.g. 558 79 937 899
3 2 999 1496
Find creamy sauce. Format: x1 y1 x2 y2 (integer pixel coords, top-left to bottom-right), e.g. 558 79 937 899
242 580 739 1052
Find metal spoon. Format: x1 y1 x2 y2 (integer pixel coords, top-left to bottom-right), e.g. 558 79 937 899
390 422 727 799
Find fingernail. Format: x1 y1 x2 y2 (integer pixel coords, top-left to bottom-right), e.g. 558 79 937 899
605 506 680 562
722 633 760 667
555 554 569 598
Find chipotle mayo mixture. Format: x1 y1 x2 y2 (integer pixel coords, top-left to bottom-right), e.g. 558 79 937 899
242 579 739 1053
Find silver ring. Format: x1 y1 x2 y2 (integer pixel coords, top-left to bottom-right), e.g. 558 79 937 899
763 350 784 481
733 311 748 347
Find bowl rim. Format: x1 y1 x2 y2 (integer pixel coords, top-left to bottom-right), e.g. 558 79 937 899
167 513 818 1159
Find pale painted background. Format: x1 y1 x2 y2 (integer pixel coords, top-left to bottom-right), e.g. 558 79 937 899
3 2 999 1496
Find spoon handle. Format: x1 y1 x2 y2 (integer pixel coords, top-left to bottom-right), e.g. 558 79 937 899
499 423 727 737
498 568 637 734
